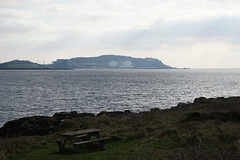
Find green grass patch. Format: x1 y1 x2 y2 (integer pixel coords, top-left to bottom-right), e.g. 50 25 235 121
4 97 240 159
8 136 143 160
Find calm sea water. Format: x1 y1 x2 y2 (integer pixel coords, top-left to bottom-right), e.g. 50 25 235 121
1 69 240 127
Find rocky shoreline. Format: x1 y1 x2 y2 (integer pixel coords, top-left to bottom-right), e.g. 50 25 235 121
1 96 240 138
2 96 240 159
0 110 135 137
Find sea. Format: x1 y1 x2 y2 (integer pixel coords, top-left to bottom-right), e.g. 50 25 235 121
1 69 240 127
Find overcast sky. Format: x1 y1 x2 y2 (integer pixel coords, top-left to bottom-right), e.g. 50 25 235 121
0 0 240 68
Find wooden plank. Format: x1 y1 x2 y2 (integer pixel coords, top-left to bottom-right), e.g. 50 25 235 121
73 137 110 145
75 134 87 138
73 137 110 153
61 129 101 136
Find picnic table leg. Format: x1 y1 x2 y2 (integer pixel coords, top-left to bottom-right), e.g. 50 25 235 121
55 140 62 151
74 144 83 153
58 138 66 152
71 137 76 143
96 132 100 138
98 140 106 150
85 134 91 140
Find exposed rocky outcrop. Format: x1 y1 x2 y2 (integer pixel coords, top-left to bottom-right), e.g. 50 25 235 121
0 116 57 137
1 96 240 138
53 111 95 121
0 112 95 137
97 110 133 117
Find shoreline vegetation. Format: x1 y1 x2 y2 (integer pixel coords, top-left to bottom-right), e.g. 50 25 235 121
1 96 240 159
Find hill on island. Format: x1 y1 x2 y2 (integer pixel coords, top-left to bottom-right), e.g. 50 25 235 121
0 60 44 69
50 55 173 69
0 55 174 69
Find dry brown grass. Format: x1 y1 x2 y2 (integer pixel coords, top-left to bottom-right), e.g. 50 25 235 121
0 136 34 160
167 143 240 160
2 97 240 159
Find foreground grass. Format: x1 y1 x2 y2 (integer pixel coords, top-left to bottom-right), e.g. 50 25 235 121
2 97 240 160
10 139 142 160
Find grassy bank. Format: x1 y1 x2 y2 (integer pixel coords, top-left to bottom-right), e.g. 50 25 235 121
1 97 240 160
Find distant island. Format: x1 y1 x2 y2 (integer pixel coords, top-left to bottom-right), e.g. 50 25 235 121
0 55 174 69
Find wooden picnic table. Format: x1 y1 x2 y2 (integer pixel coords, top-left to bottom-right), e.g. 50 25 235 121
57 129 102 151
61 128 101 138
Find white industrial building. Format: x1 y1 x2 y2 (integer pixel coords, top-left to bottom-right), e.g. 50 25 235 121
108 60 133 68
108 61 118 67
122 61 132 68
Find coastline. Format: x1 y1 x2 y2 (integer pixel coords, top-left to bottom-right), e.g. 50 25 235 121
1 96 240 137
1 96 240 159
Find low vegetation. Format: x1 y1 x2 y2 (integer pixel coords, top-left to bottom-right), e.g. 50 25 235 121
1 97 240 160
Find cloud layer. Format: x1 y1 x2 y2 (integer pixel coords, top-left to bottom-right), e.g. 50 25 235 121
1 0 240 67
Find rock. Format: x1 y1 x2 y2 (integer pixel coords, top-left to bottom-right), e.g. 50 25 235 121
0 116 58 137
53 111 95 121
176 102 188 108
97 110 133 117
150 108 160 112
0 111 97 137
193 97 208 104
97 111 109 116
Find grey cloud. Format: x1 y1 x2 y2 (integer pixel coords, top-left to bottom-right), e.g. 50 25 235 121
101 16 240 49
44 4 107 22
38 31 96 52
0 8 33 19
0 8 36 34
0 25 34 33
0 0 49 6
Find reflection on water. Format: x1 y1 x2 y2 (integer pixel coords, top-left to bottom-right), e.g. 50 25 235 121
1 69 240 126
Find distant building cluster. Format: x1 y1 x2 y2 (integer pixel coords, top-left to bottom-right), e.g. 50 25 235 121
108 60 133 68
108 61 118 67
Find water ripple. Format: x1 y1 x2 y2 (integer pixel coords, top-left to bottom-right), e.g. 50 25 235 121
1 69 240 126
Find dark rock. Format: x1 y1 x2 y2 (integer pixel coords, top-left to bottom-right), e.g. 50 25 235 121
97 111 109 116
0 116 58 137
124 110 133 114
177 102 188 108
97 110 133 117
0 111 96 137
53 111 95 121
216 97 225 100
150 108 160 112
181 111 240 123
193 97 208 104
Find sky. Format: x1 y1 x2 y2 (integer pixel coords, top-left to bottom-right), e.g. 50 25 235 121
0 0 240 68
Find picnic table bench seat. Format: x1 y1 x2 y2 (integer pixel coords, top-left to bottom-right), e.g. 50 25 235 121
73 137 110 153
53 129 110 153
52 134 88 151
75 134 87 139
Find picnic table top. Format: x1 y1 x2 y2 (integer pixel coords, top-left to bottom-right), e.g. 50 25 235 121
61 129 101 136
